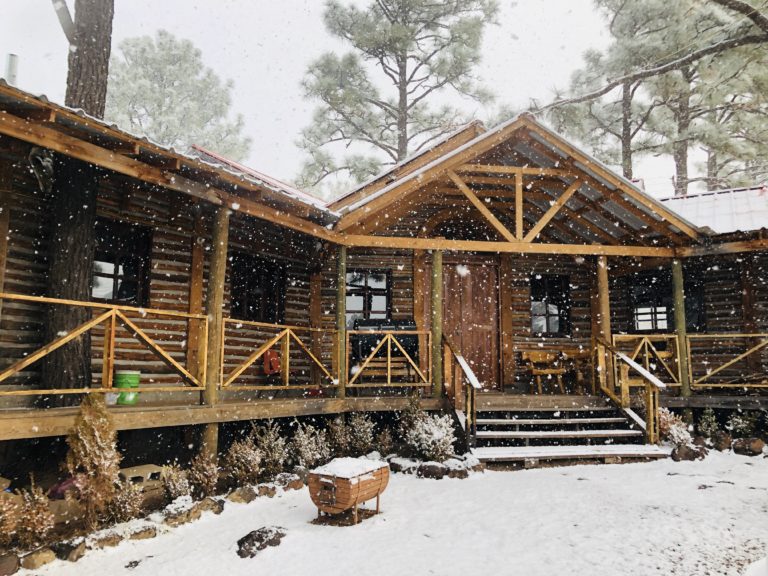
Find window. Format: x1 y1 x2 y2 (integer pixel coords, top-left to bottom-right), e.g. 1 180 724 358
92 218 152 306
230 252 286 324
345 269 390 328
530 274 571 335
629 271 705 333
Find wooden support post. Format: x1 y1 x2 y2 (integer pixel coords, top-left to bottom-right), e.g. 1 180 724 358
596 256 618 401
499 254 515 390
187 211 205 382
515 170 524 240
412 250 428 375
0 191 9 321
281 331 291 386
671 259 692 399
336 245 347 398
202 205 230 458
309 272 323 386
431 250 443 397
740 257 760 374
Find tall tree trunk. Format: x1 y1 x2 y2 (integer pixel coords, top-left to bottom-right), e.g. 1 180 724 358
620 80 633 180
672 68 692 196
396 56 408 162
706 148 719 190
42 0 114 405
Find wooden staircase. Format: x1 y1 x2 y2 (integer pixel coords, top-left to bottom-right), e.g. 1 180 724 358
469 395 668 465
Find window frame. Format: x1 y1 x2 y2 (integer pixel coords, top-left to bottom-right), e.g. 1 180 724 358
345 268 392 328
627 270 706 334
529 274 572 337
229 252 287 325
91 218 152 307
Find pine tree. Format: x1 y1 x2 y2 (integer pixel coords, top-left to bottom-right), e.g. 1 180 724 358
65 395 121 529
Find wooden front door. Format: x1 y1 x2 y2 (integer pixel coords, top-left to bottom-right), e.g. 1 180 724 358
442 261 500 391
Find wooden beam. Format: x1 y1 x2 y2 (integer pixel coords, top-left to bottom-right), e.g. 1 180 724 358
412 250 429 375
230 195 336 242
186 211 205 382
515 171 524 239
499 254 515 388
671 259 692 398
431 249 443 397
447 171 517 243
309 271 323 386
202 205 229 457
523 179 581 242
458 164 575 178
596 255 617 401
676 238 768 257
339 234 676 257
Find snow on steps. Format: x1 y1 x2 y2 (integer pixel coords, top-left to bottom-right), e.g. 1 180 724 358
473 444 669 462
476 429 644 440
476 417 627 426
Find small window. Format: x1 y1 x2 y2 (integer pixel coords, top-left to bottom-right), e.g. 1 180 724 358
530 274 571 336
629 271 705 333
230 253 286 324
345 269 391 328
92 218 152 306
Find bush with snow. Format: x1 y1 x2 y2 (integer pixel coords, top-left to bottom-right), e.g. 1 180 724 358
188 452 218 500
290 421 331 469
108 480 144 523
404 413 456 462
697 408 720 438
16 477 54 550
726 411 758 438
375 427 395 456
0 494 19 549
659 408 692 447
328 416 351 457
161 464 191 501
224 438 262 486
347 412 375 456
252 420 288 479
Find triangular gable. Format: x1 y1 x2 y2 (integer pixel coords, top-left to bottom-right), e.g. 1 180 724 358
333 115 702 248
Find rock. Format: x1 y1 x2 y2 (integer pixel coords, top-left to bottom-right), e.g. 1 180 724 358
91 533 123 549
447 467 469 479
292 466 309 484
0 477 10 492
692 435 707 447
257 484 276 498
388 457 419 474
236 527 286 559
417 462 447 480
712 431 733 452
51 539 87 562
129 526 157 541
0 553 19 575
274 473 304 491
732 437 765 456
195 497 225 515
671 444 708 462
228 486 258 504
20 548 55 570
164 506 202 527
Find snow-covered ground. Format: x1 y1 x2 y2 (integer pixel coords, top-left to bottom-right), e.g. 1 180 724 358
24 452 768 576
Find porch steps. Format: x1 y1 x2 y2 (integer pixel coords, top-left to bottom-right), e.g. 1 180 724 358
473 444 669 463
470 397 667 465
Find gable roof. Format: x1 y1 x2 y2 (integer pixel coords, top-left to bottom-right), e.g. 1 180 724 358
333 113 702 244
660 186 768 235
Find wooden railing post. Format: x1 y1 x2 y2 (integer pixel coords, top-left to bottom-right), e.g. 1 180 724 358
596 256 617 401
671 259 692 400
202 205 230 458
336 245 347 398
430 250 443 397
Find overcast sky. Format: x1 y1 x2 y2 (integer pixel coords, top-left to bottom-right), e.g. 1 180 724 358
0 1 679 197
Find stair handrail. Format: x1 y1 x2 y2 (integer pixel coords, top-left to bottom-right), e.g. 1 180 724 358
595 336 666 444
442 333 482 448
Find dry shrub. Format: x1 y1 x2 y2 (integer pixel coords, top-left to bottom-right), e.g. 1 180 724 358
697 408 720 438
16 477 54 550
348 412 375 456
252 420 288 479
66 395 121 530
188 452 218 500
375 427 394 456
659 408 691 447
223 438 262 486
404 413 456 461
727 411 758 438
161 464 191 501
108 480 144 523
290 422 331 469
0 495 20 550
328 416 350 457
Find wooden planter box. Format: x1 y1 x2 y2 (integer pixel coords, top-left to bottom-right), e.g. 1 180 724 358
308 458 390 523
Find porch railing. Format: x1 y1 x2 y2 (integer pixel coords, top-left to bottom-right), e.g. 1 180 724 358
345 329 432 392
595 336 665 444
221 318 336 392
0 292 207 396
687 333 768 388
612 334 681 405
443 334 482 447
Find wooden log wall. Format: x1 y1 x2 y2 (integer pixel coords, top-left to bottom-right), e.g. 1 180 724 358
0 136 317 407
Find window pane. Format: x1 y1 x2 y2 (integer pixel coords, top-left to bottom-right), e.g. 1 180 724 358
532 315 547 333
371 294 387 311
346 294 364 311
368 273 387 289
347 272 366 287
531 301 546 315
547 316 560 333
92 269 114 300
369 312 387 320
547 303 559 316
346 312 364 328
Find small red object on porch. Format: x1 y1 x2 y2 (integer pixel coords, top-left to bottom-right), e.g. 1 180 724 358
263 349 281 375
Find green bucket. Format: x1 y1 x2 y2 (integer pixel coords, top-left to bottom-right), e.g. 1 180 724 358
115 370 140 405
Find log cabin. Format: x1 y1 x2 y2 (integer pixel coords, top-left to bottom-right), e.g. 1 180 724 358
0 81 765 464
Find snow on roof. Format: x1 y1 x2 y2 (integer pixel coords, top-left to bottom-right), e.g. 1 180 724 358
659 186 768 234
0 80 333 217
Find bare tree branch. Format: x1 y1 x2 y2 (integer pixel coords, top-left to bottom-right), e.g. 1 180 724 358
51 0 75 44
